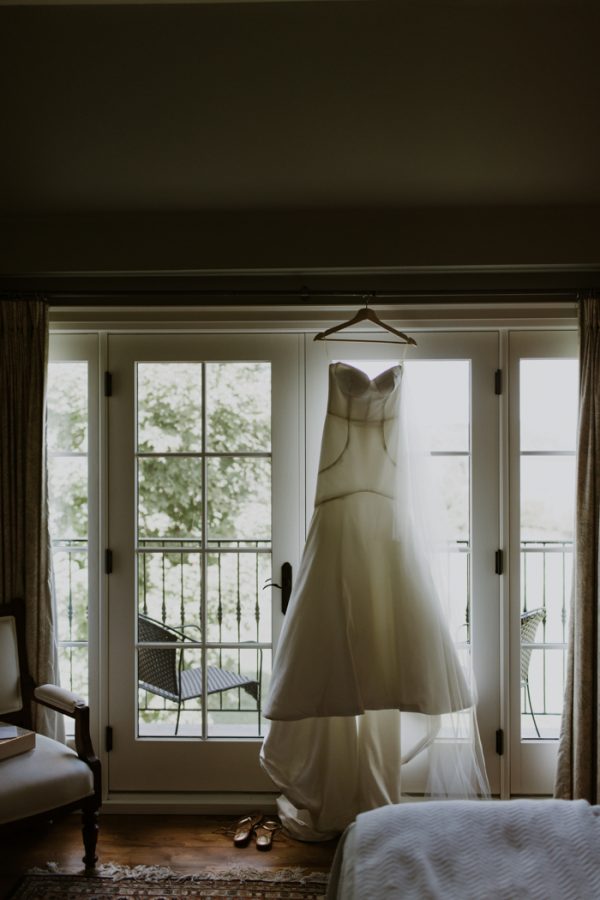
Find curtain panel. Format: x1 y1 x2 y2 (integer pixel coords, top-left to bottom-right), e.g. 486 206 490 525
555 297 600 801
0 299 61 737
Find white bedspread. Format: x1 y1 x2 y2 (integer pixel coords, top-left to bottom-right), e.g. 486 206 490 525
327 799 600 899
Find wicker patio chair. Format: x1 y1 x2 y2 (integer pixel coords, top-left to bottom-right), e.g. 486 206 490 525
520 607 547 738
138 614 262 735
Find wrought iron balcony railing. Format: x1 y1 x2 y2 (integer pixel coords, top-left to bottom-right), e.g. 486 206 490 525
52 538 572 739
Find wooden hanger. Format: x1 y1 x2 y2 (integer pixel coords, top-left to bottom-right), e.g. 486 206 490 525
314 301 417 345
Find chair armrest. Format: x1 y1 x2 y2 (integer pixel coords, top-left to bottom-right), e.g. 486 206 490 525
34 685 101 796
34 684 87 716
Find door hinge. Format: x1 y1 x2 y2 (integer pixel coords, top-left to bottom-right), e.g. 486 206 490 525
495 728 504 756
105 725 113 752
104 371 112 397
494 369 502 395
105 548 113 575
495 549 504 575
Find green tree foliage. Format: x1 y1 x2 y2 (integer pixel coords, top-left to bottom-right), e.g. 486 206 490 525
137 362 270 541
48 361 271 546
48 361 272 722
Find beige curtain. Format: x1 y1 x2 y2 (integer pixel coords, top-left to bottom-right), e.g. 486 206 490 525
555 297 600 801
0 299 62 738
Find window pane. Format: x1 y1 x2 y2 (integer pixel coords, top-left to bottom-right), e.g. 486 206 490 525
446 548 471 643
137 363 202 453
138 457 202 543
137 552 202 634
404 360 470 452
519 356 577 743
430 455 470 541
521 360 579 451
49 456 87 540
206 363 271 453
207 458 271 541
58 645 88 700
54 550 88 642
207 646 269 738
47 357 90 734
206 551 271 643
47 362 88 453
521 544 572 644
520 456 575 542
138 647 203 737
138 644 269 738
134 358 273 740
521 647 566 740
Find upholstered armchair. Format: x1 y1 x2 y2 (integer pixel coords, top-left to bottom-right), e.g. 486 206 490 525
0 600 101 868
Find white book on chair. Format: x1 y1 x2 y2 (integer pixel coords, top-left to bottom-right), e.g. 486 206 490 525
0 721 35 761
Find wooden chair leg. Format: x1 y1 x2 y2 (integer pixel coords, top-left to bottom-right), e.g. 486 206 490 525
81 799 99 869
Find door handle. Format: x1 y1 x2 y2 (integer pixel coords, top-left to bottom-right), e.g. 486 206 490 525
264 562 293 614
280 562 292 614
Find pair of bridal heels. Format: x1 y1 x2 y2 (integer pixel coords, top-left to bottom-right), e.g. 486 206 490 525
233 812 281 851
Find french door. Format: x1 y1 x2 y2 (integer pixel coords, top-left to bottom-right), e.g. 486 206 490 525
304 328 578 795
106 334 302 792
305 332 502 793
508 331 578 794
49 319 578 799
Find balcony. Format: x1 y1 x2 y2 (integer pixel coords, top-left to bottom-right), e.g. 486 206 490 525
53 538 571 740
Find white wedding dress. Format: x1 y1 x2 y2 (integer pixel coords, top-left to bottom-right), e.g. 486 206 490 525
260 362 488 840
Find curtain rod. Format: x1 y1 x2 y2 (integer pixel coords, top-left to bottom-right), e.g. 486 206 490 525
0 285 592 305
37 288 586 306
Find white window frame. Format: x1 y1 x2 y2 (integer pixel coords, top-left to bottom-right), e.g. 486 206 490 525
506 329 578 795
49 303 578 806
48 332 101 755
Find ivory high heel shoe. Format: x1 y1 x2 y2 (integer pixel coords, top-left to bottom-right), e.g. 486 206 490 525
233 812 263 848
254 818 282 851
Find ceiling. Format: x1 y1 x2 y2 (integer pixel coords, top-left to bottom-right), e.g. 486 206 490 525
1 0 599 217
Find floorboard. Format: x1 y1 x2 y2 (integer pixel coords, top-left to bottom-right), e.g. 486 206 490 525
0 813 338 899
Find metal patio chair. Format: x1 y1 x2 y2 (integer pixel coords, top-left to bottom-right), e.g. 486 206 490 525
138 614 262 735
520 607 547 738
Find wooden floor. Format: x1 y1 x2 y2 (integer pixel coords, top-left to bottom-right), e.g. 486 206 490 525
0 813 338 899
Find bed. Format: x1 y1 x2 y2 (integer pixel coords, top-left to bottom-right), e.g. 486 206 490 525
326 798 600 899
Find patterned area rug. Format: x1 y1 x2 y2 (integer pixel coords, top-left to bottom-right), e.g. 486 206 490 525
9 864 329 899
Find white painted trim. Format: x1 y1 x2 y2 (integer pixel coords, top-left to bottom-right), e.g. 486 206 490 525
50 302 577 334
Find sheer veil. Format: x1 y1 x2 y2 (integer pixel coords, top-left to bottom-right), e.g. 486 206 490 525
392 361 489 799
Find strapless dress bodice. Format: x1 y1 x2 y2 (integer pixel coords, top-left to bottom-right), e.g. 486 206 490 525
315 363 402 505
